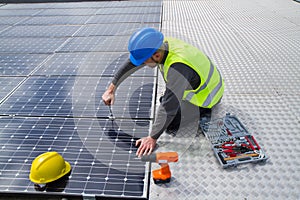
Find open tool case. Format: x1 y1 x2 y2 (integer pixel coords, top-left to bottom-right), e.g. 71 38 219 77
200 113 268 168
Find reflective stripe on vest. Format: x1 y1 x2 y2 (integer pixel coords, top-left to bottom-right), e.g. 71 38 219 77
163 37 224 108
185 57 223 107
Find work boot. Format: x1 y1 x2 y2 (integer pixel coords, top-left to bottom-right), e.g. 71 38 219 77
198 108 212 134
199 117 210 134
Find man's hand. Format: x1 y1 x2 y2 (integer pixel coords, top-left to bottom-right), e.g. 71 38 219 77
135 136 157 157
102 83 116 105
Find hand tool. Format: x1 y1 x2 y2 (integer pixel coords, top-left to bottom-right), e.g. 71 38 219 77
226 128 233 136
222 147 252 154
250 135 261 150
141 152 178 184
245 136 257 150
257 149 265 159
108 105 115 121
224 153 259 161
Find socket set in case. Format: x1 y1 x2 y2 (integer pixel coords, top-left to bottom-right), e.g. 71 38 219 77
200 113 268 168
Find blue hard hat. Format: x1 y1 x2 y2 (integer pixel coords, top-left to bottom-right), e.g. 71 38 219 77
128 27 164 66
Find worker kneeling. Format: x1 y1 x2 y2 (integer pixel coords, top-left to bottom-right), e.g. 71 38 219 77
102 27 225 157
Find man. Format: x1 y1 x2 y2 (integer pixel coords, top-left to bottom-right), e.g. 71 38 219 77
102 27 224 157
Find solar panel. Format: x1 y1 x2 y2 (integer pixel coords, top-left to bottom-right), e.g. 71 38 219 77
109 1 162 8
0 25 81 38
19 15 91 25
37 8 99 16
0 3 53 9
0 16 25 25
96 6 161 15
75 23 160 37
0 38 67 53
0 76 155 119
0 25 9 32
0 2 105 9
0 116 150 198
0 9 42 16
0 54 49 76
0 0 162 198
60 28 161 52
87 14 162 24
0 77 24 102
59 36 129 53
33 52 155 76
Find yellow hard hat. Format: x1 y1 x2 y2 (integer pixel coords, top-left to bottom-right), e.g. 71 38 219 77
29 151 71 184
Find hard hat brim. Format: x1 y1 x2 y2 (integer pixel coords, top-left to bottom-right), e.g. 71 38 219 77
64 161 72 177
129 47 158 66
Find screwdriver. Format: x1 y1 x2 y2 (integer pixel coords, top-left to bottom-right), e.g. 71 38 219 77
108 105 115 121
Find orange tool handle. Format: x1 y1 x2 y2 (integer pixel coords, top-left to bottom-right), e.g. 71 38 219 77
141 152 178 163
156 152 178 163
224 153 259 161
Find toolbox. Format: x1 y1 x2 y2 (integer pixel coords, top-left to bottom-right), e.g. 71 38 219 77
200 113 268 168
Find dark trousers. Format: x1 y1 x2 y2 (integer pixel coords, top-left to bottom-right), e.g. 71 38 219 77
167 100 212 131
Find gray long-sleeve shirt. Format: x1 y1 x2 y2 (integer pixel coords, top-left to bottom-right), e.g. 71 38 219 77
112 52 200 140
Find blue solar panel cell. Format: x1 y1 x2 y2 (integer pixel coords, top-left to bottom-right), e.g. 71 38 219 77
71 35 158 54
87 14 161 24
0 25 82 38
0 3 53 9
59 36 129 53
109 1 161 8
0 9 42 16
0 25 9 31
0 16 25 25
33 52 155 76
0 54 49 76
75 23 159 37
0 76 75 116
96 6 161 15
0 77 25 102
0 2 106 9
37 8 99 16
19 15 91 25
0 76 155 119
0 38 67 53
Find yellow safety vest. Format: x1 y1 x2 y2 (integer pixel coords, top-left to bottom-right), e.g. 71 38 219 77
161 37 224 108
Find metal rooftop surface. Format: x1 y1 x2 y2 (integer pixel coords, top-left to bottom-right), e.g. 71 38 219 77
0 0 300 199
153 0 299 199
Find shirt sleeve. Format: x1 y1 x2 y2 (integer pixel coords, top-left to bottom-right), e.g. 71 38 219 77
150 63 200 139
111 59 144 87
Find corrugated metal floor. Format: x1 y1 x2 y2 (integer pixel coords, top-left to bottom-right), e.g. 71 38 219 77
150 0 300 199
